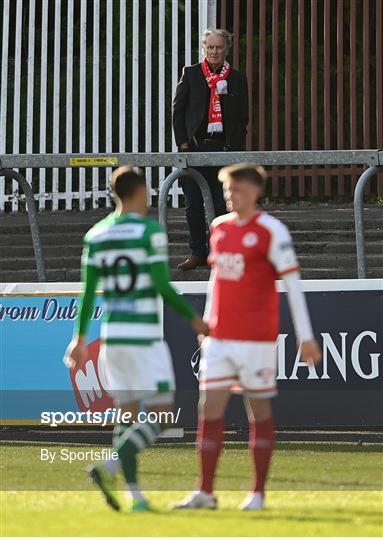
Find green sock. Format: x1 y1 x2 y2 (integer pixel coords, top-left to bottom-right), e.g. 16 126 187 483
115 421 164 485
112 421 132 447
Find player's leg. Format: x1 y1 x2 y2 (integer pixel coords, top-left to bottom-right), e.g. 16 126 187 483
86 344 132 511
240 396 275 510
89 343 160 511
174 337 234 509
112 341 176 511
87 399 139 512
91 397 169 512
111 400 155 512
173 388 231 510
237 341 277 510
197 387 231 492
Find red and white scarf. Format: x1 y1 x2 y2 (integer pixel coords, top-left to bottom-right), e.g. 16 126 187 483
201 57 231 133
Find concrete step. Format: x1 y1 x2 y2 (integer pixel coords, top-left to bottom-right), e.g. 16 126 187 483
166 253 383 269
1 212 382 235
167 219 383 234
1 233 84 247
291 240 383 254
167 215 382 227
1 244 381 273
0 245 84 257
5 227 382 248
0 223 94 235
4 240 381 259
2 251 382 273
1 205 380 227
168 241 383 255
169 267 382 280
168 229 383 242
299 268 381 279
165 215 383 226
295 253 383 266
0 268 70 282
1 205 381 283
0 221 349 236
2 235 382 258
0 256 81 271
0 265 381 283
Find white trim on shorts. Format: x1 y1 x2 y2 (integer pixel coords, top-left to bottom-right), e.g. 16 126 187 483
199 337 278 398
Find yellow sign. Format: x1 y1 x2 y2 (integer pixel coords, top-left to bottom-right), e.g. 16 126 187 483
69 157 119 167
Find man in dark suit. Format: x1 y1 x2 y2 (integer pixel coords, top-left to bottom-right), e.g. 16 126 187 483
173 28 249 271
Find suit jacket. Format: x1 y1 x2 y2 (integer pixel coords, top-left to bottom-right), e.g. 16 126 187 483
172 62 249 151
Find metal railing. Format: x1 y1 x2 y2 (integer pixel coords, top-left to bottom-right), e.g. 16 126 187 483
353 166 383 278
1 150 382 281
158 167 216 228
1 150 382 169
0 168 46 281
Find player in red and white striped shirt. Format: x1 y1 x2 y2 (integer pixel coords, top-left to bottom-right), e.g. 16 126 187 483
174 163 322 511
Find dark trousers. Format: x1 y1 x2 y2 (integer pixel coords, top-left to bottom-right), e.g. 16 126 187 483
181 141 227 259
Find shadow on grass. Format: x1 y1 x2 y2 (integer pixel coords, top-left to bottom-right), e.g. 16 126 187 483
1 441 382 454
154 507 382 525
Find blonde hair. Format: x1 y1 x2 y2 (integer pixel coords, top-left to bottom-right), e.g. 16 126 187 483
218 163 267 188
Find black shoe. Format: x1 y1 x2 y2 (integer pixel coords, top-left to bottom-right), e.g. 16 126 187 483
177 256 208 271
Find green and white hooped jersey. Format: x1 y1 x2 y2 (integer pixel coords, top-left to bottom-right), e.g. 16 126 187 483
82 213 168 345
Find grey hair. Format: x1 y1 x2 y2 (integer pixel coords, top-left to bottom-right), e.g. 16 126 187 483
201 28 233 52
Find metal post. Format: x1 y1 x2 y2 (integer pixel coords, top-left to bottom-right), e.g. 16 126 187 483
158 167 216 231
0 169 47 282
198 0 217 61
353 165 383 278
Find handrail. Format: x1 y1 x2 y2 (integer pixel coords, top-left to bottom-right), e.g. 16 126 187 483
1 149 383 168
0 168 47 282
353 165 383 278
1 150 382 281
158 168 216 231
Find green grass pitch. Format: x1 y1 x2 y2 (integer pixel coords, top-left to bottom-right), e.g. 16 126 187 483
1 441 382 536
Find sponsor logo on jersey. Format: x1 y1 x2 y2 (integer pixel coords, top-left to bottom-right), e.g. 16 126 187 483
106 299 136 312
215 252 245 280
150 231 168 254
242 232 258 247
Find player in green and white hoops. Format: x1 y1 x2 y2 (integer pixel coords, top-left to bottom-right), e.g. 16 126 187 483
65 166 209 512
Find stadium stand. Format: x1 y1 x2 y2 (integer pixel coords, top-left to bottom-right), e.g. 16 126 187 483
1 204 381 283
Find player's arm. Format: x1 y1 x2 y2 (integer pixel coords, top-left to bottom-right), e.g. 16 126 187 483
282 271 321 364
64 242 100 368
75 245 100 338
202 219 218 324
147 225 209 335
203 274 214 323
268 224 322 365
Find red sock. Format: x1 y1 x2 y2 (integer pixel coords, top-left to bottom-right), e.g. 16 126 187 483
249 417 275 495
196 418 224 494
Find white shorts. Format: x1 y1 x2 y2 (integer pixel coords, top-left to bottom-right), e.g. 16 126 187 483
199 337 278 398
98 341 175 406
